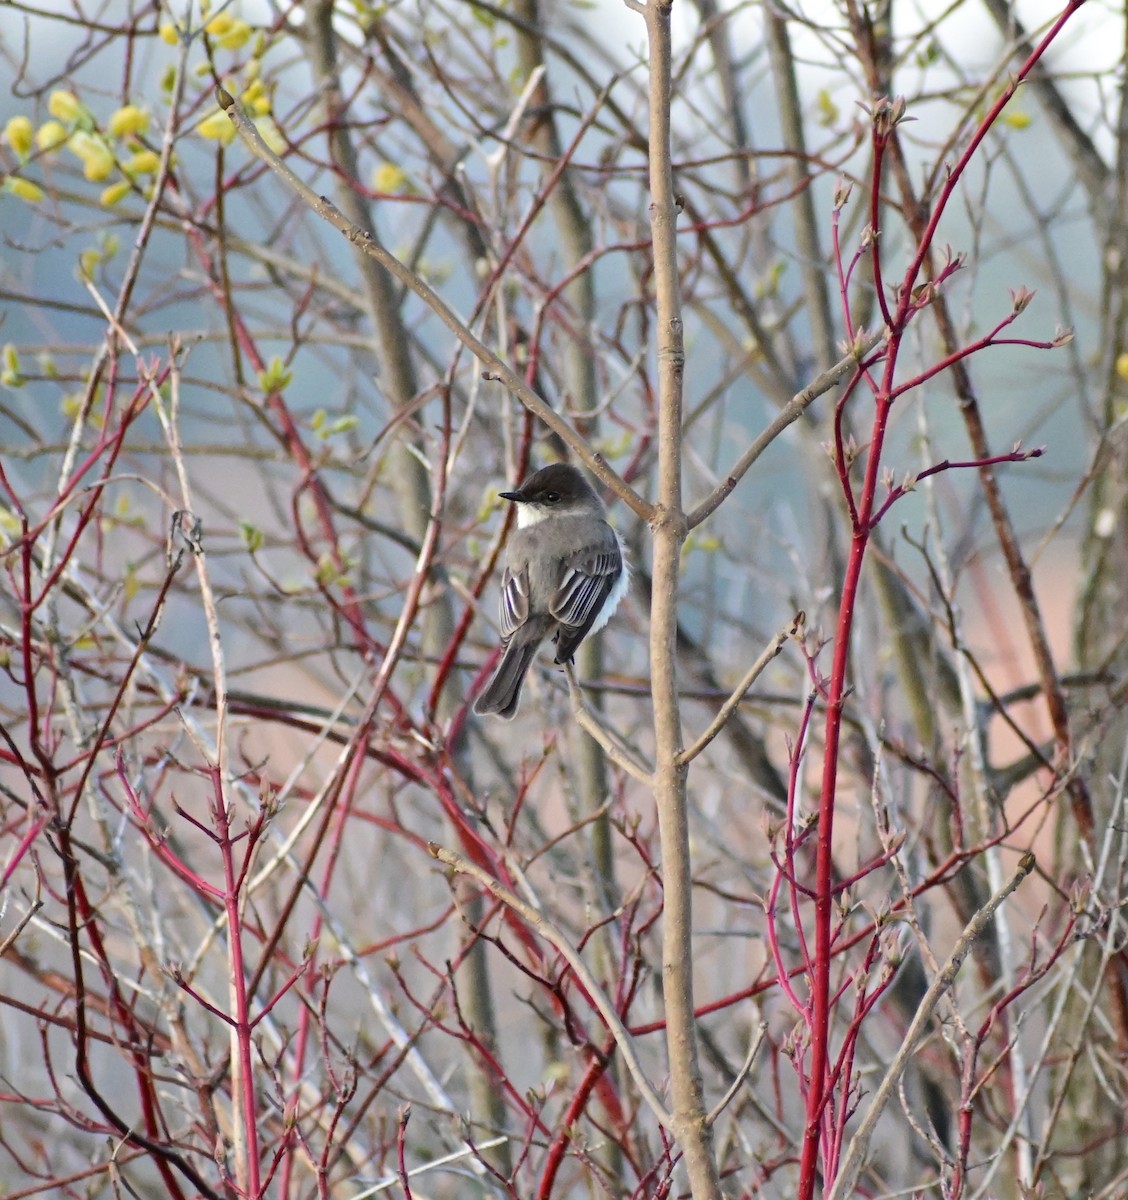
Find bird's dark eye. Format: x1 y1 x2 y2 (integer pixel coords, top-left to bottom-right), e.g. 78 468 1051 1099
545 492 560 503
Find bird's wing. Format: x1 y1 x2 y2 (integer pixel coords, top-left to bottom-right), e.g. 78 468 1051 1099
550 531 623 663
498 561 531 642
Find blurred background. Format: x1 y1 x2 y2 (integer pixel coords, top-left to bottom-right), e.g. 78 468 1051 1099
1 1 1126 1197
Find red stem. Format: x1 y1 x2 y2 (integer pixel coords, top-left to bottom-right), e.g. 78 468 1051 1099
796 9 1087 1192
537 1040 613 1200
797 379 892 1194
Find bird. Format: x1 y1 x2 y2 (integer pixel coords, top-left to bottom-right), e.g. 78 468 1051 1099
473 463 628 719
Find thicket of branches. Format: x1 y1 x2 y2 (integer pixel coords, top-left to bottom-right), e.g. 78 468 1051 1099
2 1 1127 1197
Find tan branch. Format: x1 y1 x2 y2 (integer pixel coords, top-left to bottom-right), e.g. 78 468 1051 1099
687 332 883 529
677 620 796 768
215 87 649 521
427 842 673 1129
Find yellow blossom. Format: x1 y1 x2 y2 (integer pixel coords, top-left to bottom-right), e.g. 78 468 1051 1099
242 78 271 116
372 162 406 193
218 20 253 51
206 12 254 50
205 12 234 36
1 344 21 387
69 131 115 181
6 177 45 203
1116 353 1128 381
124 149 161 175
48 90 83 122
159 22 179 45
100 180 132 207
83 154 115 182
35 121 68 152
197 109 236 146
0 506 22 540
108 105 150 138
255 116 284 155
4 116 33 157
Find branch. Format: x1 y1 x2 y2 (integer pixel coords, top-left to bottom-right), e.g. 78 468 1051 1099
706 1021 767 1127
687 332 883 529
215 87 649 521
427 842 673 1129
564 665 654 784
824 852 1036 1200
979 0 1109 203
867 446 1044 529
677 619 796 767
640 0 723 1193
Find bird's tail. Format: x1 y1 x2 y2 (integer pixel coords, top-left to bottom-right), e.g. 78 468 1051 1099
473 639 540 719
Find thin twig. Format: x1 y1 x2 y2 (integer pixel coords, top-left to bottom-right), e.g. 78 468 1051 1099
706 1021 767 1126
349 1136 511 1199
687 332 883 529
427 842 674 1129
215 87 649 521
677 619 796 767
825 852 1035 1200
564 665 653 784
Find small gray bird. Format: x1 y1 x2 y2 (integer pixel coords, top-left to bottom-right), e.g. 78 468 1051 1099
474 463 628 719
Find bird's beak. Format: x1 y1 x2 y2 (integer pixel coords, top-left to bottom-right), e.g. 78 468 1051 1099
498 491 521 503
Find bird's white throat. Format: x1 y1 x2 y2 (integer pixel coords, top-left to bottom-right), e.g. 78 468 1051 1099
514 503 551 528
